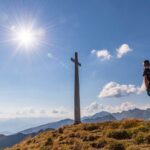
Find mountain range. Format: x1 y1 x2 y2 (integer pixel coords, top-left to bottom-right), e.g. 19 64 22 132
1 108 150 149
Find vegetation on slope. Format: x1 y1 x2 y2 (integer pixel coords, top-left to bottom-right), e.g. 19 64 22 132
7 119 150 150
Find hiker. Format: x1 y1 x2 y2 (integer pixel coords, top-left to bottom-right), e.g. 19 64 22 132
143 60 150 96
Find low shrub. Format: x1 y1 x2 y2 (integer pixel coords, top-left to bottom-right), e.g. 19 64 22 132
58 128 63 134
45 137 53 146
133 125 149 134
68 133 76 138
83 124 99 131
107 130 131 140
126 145 141 150
82 135 97 141
121 119 140 129
91 139 107 148
108 142 125 150
145 134 150 144
134 132 145 144
26 139 32 144
72 142 82 150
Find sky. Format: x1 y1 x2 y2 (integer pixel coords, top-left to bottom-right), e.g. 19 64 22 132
0 0 149 127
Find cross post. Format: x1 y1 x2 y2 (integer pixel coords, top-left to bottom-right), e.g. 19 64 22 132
71 52 81 124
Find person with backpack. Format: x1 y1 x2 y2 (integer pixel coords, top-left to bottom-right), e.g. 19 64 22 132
143 60 150 96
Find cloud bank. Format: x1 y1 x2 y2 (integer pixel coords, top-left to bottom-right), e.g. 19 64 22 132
84 102 136 114
0 107 70 120
83 101 150 115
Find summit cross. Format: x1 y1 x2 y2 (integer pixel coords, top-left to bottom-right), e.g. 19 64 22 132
71 52 81 124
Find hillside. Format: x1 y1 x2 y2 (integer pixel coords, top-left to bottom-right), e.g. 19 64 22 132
7 119 150 150
0 129 53 149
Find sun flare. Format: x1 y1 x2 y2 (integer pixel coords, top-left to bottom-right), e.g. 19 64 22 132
10 24 44 50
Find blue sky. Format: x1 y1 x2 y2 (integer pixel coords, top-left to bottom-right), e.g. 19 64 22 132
0 0 149 124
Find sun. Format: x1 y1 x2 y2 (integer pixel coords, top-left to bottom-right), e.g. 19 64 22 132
10 24 44 50
16 28 35 47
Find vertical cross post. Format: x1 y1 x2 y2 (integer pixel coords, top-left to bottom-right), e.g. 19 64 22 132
71 52 81 124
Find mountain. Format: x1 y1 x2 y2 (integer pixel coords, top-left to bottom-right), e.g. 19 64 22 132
83 114 116 123
1 108 149 136
0 133 28 149
0 119 73 149
21 114 116 135
112 108 150 120
7 119 150 150
92 111 111 119
0 129 53 149
83 108 150 121
0 133 34 149
82 111 111 120
20 119 73 135
0 131 12 136
20 108 150 135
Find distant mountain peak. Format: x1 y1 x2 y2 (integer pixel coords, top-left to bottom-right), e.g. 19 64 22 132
112 108 150 120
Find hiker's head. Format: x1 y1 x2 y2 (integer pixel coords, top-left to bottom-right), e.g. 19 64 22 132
144 60 150 68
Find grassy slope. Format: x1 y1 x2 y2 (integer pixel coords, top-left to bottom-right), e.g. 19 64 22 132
6 119 150 150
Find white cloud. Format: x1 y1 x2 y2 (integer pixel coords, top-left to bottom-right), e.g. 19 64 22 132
91 49 112 60
51 108 67 114
99 82 145 98
83 101 150 116
116 44 132 58
114 102 136 112
84 101 104 114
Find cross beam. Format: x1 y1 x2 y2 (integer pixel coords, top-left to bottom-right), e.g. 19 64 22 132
71 58 81 67
71 52 81 124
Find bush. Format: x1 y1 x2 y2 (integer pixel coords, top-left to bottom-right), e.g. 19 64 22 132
108 142 125 150
145 134 150 144
91 139 107 148
82 135 97 141
72 142 82 150
133 125 149 133
26 139 32 144
83 124 99 131
45 137 53 146
134 132 145 144
110 122 120 129
127 145 141 150
121 119 140 129
107 130 131 140
58 128 63 134
68 133 76 138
